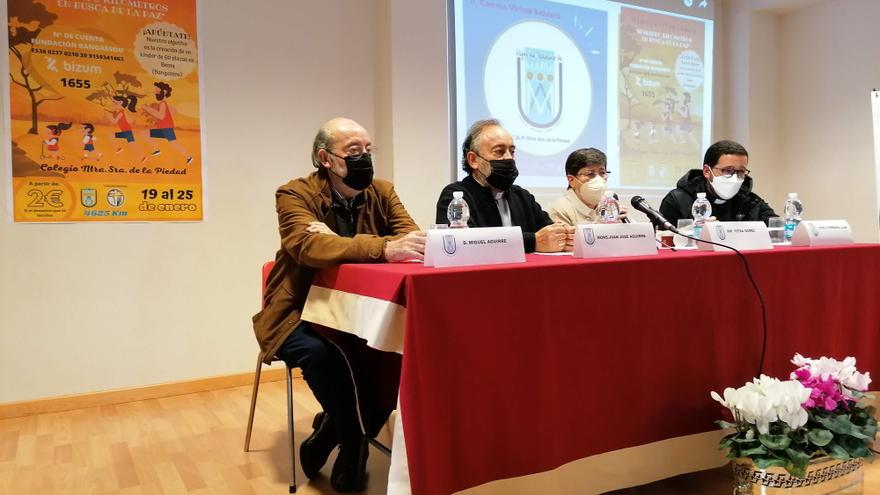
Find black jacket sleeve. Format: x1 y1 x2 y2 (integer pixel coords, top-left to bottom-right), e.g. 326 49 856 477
658 191 687 230
523 190 552 253
755 196 778 224
522 233 536 253
435 185 457 225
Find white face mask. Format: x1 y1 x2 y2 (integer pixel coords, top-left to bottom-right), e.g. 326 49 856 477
577 175 606 208
710 174 744 200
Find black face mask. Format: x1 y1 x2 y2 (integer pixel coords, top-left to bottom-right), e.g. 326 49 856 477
482 158 518 191
329 152 374 191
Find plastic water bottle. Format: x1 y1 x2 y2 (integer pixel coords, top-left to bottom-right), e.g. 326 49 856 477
447 191 470 228
783 192 804 241
691 192 712 239
597 191 620 223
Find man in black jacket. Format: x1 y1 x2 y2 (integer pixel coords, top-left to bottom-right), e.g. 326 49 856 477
658 140 777 229
435 119 574 253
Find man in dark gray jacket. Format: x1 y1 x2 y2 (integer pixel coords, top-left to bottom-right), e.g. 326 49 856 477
658 140 777 229
435 119 574 253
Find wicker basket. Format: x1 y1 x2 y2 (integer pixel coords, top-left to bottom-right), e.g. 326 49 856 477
732 457 863 494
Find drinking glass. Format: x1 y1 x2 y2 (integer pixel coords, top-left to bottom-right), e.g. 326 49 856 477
767 217 785 244
674 219 695 248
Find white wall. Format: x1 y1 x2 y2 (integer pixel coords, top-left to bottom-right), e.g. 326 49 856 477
718 0 781 215
388 0 452 228
719 0 880 242
778 0 880 242
0 0 380 403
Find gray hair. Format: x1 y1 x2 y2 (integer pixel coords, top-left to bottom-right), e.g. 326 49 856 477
460 118 501 172
311 126 334 168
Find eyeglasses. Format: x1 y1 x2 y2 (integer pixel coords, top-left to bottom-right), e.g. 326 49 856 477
713 167 750 179
576 170 611 180
477 147 516 160
325 146 374 161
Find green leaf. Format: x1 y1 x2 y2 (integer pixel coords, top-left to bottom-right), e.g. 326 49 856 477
759 433 792 451
816 415 850 434
849 443 870 458
785 448 811 478
806 429 834 447
718 420 737 430
827 441 851 460
784 448 810 463
732 436 761 444
846 429 871 440
839 436 872 458
754 457 787 469
786 461 807 479
740 445 768 457
816 414 871 439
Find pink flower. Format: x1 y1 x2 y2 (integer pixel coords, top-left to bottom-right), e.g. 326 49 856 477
790 354 871 411
794 372 849 411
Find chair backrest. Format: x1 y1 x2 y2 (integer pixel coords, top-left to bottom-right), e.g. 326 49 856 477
261 260 275 309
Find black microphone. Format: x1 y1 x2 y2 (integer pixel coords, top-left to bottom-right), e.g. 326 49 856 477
612 193 631 223
630 195 677 232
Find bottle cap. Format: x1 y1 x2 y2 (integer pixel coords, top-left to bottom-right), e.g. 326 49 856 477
697 192 706 198
788 192 798 198
453 191 464 199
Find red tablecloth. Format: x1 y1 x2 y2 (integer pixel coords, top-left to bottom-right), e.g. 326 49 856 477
310 245 880 495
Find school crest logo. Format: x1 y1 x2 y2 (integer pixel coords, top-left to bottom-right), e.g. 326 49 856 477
81 188 97 208
715 224 727 240
583 227 596 246
517 47 563 129
442 234 457 255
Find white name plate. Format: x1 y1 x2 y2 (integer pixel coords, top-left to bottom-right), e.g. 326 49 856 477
424 226 525 268
573 222 657 258
791 220 854 246
698 221 773 251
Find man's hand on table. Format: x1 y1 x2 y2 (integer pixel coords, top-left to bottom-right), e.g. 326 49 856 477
535 222 575 253
385 231 427 262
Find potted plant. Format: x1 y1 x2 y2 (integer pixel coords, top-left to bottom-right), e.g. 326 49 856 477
711 354 876 494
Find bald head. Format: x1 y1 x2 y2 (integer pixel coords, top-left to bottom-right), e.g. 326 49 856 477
311 117 369 168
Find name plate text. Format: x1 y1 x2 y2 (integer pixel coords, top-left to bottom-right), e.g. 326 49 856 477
424 226 525 268
573 222 657 258
791 220 854 246
698 221 772 251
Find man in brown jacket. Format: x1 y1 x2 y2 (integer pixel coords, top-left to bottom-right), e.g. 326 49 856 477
252 117 424 492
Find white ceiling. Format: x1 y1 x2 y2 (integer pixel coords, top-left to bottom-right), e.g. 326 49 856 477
750 0 829 14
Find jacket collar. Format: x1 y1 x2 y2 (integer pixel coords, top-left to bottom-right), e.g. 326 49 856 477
312 170 367 209
463 174 507 200
678 169 755 204
565 188 596 218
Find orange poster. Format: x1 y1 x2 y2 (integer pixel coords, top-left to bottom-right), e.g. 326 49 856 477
618 7 707 188
6 0 202 222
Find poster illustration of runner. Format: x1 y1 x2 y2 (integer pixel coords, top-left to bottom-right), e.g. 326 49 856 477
6 0 202 222
618 7 706 188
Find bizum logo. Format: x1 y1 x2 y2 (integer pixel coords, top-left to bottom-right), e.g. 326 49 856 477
45 57 58 72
